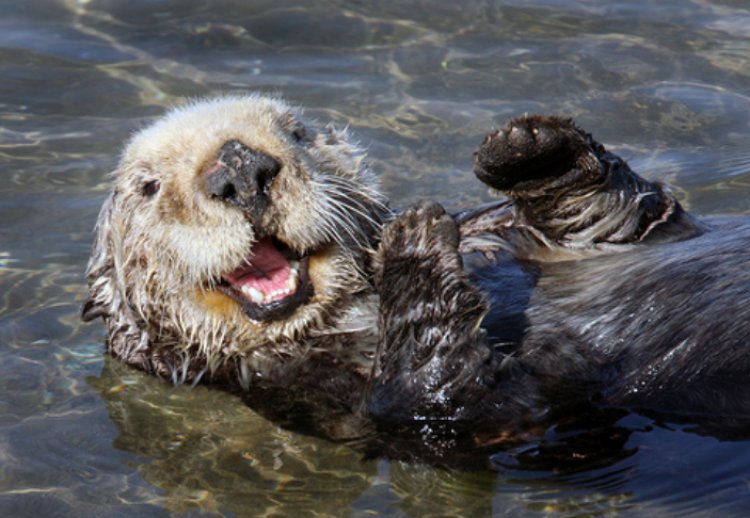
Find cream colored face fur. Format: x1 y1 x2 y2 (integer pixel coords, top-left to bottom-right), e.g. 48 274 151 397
84 95 387 369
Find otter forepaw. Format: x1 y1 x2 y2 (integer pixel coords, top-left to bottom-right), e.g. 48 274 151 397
375 200 485 346
375 200 461 287
371 202 493 422
373 198 488 366
473 115 591 192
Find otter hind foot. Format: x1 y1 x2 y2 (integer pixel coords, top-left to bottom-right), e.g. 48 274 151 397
473 115 590 192
473 115 696 248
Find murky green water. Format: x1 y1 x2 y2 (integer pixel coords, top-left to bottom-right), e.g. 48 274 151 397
2 0 750 515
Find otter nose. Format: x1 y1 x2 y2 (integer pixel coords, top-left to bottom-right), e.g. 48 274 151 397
205 140 281 213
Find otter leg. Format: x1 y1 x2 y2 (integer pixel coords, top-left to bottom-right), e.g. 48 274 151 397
473 115 695 248
368 201 497 422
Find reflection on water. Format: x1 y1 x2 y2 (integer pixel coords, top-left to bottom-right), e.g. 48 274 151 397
2 0 750 515
88 360 378 516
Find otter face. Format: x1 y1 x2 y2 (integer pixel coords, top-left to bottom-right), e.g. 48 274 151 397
84 95 388 365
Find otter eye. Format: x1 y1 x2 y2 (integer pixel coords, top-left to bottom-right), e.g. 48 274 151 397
142 179 160 197
291 124 306 143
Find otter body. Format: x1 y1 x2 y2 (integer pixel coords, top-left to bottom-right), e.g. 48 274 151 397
84 96 750 460
468 218 750 417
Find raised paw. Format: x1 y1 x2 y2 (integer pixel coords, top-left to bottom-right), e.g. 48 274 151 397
375 200 460 284
373 199 485 358
370 200 492 422
471 115 693 248
473 115 591 192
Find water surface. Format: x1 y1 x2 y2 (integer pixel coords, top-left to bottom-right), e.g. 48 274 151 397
2 0 750 515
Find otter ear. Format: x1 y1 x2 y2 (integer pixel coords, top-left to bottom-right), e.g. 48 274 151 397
282 110 316 145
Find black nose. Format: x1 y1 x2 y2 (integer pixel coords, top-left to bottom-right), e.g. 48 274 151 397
205 140 281 213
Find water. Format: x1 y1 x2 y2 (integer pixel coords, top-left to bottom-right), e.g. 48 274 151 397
2 0 750 515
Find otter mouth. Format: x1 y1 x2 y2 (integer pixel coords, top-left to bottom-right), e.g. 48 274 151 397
218 237 314 322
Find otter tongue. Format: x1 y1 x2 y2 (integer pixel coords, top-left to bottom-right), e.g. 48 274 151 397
224 237 294 303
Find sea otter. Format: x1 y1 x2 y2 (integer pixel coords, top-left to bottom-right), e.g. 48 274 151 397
83 95 750 459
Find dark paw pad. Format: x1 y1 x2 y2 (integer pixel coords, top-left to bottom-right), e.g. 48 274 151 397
473 115 589 191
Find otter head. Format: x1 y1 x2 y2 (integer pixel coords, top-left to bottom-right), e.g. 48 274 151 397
83 95 388 370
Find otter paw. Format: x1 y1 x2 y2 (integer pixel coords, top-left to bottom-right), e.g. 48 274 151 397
473 115 590 192
376 200 460 278
372 201 490 420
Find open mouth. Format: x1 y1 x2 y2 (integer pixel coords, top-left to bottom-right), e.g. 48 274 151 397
218 236 314 322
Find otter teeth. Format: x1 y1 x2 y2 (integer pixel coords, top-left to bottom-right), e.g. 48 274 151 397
287 266 299 292
242 286 266 304
237 261 301 305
